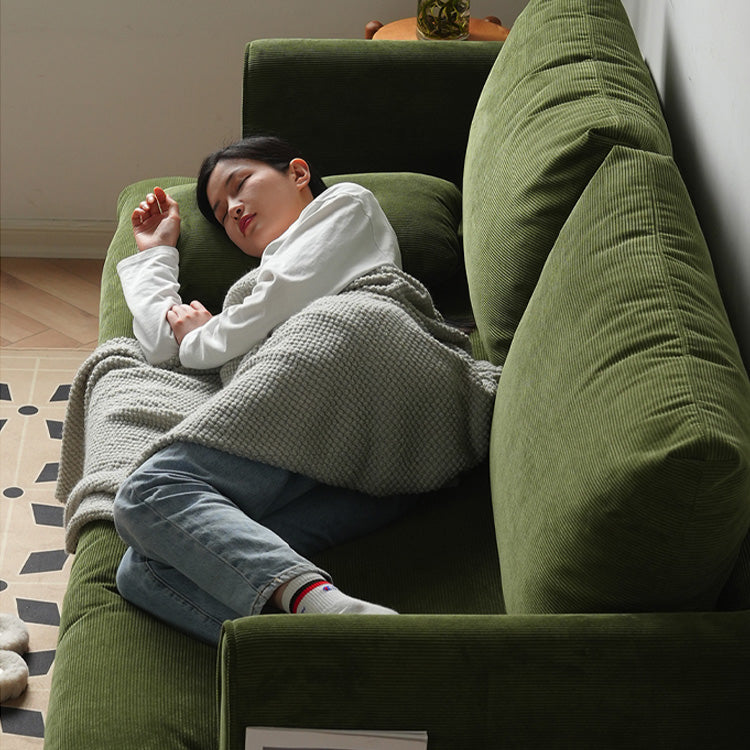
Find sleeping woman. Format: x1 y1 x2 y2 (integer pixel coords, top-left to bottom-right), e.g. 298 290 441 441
112 135 499 645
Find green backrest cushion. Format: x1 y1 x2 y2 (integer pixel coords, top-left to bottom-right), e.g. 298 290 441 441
242 38 502 187
491 145 750 614
463 0 672 365
99 173 462 343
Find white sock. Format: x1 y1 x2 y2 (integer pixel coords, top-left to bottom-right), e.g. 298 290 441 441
280 572 397 615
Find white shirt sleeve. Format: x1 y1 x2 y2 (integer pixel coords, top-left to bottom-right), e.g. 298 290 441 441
178 182 401 370
116 245 181 364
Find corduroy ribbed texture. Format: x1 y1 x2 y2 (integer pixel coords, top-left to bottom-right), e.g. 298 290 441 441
491 145 750 614
219 612 749 750
45 523 217 750
241 39 503 188
463 0 673 365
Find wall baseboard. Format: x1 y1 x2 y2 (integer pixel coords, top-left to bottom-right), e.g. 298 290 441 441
0 219 116 259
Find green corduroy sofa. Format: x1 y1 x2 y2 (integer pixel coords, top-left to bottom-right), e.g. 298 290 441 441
47 1 750 748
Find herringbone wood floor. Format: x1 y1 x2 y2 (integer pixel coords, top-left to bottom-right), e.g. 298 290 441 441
0 258 104 349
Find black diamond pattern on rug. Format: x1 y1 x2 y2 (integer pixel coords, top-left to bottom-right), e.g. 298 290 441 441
35 462 59 483
1 351 92 746
16 598 61 627
46 419 64 439
21 549 68 574
25 649 56 677
0 706 45 738
32 503 65 527
49 384 71 402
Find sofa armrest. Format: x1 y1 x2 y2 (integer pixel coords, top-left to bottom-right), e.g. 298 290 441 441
218 612 748 749
242 39 503 186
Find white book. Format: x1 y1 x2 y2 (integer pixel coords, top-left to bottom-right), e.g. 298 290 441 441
245 727 428 750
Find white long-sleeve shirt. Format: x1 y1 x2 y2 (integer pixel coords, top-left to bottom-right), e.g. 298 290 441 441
117 182 401 369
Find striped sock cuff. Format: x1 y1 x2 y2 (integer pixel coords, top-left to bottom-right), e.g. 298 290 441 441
289 579 330 614
280 571 330 613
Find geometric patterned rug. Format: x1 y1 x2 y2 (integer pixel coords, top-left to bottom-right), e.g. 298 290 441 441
0 349 91 748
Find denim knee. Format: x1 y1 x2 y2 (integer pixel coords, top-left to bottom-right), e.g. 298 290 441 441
112 467 155 547
114 551 136 602
114 551 158 618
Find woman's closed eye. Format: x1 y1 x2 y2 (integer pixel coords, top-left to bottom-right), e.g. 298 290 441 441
214 172 251 225
222 176 250 225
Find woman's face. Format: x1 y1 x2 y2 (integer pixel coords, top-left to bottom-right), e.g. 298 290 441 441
206 157 314 257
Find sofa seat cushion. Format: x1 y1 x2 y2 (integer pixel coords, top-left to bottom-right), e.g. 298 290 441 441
463 0 672 365
101 173 464 342
491 145 750 613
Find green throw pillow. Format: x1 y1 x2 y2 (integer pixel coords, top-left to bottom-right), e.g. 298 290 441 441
324 172 462 290
100 173 462 343
463 0 672 365
491 146 750 614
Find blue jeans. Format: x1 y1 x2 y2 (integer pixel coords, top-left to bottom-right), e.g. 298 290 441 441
113 442 416 644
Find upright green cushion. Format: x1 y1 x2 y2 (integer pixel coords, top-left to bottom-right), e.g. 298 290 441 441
491 146 750 613
463 0 672 365
242 39 503 187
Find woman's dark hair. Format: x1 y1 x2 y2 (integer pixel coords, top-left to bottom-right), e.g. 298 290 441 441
196 135 327 227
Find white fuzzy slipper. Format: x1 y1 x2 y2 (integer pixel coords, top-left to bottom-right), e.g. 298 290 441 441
0 650 29 702
0 613 30 654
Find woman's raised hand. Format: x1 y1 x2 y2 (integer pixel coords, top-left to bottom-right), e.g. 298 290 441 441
131 186 182 252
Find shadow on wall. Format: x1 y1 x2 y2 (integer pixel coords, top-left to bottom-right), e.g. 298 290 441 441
659 22 749 373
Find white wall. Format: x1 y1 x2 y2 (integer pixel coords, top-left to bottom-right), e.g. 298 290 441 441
0 0 525 234
621 0 750 368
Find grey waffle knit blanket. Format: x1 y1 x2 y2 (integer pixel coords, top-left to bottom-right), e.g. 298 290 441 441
57 265 501 553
